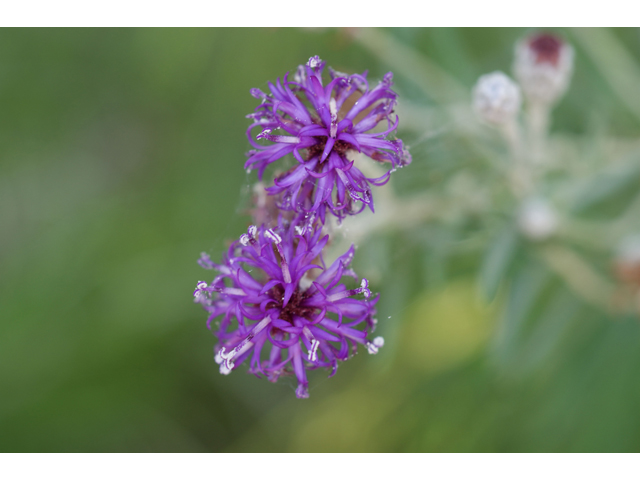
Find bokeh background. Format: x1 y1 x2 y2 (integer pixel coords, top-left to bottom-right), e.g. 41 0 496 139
3 28 640 452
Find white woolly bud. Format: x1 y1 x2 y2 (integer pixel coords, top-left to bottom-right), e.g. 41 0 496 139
518 197 558 241
513 32 574 105
473 71 522 125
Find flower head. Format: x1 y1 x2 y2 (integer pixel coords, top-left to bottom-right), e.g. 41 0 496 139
194 218 381 398
472 71 522 125
245 56 411 223
513 32 574 105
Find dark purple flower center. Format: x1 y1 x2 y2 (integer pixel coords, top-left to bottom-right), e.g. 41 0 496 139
267 284 315 324
306 136 353 161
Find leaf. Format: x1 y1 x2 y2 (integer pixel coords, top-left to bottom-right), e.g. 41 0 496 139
491 260 551 365
570 28 640 124
478 225 519 302
569 156 640 216
511 285 582 374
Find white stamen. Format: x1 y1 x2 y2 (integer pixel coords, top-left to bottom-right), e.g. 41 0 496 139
218 287 247 296
275 136 301 144
194 281 210 303
296 384 310 399
309 339 320 362
327 277 372 302
302 326 320 362
294 65 306 84
214 348 225 365
308 56 321 69
366 336 384 355
266 229 291 283
193 292 206 303
334 169 368 204
329 98 338 138
331 69 348 79
265 229 282 244
257 129 301 144
360 278 371 298
216 317 272 374
198 253 215 269
240 225 258 246
281 266 292 284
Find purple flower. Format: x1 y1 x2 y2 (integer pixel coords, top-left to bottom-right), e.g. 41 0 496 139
194 219 381 398
245 56 411 223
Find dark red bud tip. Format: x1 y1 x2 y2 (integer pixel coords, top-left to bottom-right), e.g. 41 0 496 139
528 33 564 66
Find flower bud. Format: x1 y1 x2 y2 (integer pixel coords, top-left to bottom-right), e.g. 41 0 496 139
472 71 521 126
518 197 558 241
513 32 574 105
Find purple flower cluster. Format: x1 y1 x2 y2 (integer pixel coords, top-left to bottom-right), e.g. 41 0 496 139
195 221 381 398
195 56 408 398
246 55 411 223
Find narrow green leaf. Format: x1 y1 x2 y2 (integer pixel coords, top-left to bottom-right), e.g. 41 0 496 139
479 225 519 302
569 156 640 215
491 260 551 364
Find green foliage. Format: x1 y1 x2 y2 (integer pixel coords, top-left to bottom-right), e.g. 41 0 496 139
3 28 640 452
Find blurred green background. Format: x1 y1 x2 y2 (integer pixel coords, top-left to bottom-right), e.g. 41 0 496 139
3 28 640 452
